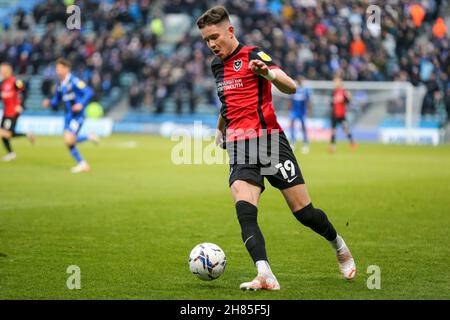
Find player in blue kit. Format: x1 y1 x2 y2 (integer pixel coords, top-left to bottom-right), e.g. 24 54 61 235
43 58 98 173
288 76 312 154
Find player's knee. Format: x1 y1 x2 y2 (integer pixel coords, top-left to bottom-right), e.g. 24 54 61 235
0 129 11 138
231 181 258 205
64 135 76 146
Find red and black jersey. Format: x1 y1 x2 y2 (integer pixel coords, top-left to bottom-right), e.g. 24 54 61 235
1 76 24 117
211 44 282 142
332 88 349 118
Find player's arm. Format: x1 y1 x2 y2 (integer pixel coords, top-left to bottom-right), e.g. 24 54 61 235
307 89 313 117
215 114 225 146
72 79 93 112
14 79 25 113
43 86 61 111
249 59 296 94
270 68 297 94
345 90 352 102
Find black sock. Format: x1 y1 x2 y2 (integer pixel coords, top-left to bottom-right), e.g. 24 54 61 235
331 133 336 144
13 132 26 138
293 203 337 241
236 200 267 263
2 138 12 153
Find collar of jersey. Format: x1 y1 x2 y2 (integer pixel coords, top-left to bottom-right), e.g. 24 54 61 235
61 73 72 87
223 43 243 62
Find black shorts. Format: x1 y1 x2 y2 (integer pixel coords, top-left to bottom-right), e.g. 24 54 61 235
1 115 19 133
226 131 305 192
331 116 348 129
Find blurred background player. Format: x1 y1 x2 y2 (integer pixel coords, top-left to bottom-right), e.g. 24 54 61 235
43 58 97 173
0 62 35 161
329 75 356 153
288 75 312 154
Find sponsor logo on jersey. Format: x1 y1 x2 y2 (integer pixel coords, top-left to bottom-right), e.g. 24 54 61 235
63 92 76 101
217 78 244 92
77 80 86 89
15 80 23 89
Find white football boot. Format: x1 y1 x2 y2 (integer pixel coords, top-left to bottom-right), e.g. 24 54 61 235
2 152 16 161
336 241 356 280
70 161 91 173
240 273 280 291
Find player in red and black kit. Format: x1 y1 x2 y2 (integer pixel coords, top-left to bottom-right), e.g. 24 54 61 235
197 6 356 291
330 75 356 153
0 62 34 161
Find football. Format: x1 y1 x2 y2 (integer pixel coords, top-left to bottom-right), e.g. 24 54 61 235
188 243 227 281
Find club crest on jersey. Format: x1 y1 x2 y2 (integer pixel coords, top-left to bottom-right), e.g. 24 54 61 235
233 59 242 71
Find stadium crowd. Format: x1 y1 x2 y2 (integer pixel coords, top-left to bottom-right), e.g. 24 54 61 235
0 0 449 117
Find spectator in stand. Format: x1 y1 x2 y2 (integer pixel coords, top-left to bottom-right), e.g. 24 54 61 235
0 0 448 118
432 17 447 39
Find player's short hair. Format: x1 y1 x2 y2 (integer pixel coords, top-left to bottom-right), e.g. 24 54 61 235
1 61 12 67
56 58 72 68
196 6 230 29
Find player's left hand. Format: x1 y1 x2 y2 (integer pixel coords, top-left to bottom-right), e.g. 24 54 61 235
249 59 269 76
15 105 24 113
72 103 83 112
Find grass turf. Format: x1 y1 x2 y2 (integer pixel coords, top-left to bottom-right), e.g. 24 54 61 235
0 135 449 299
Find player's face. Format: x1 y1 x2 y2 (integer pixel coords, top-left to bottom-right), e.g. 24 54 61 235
334 78 342 88
55 64 70 81
200 22 235 59
0 65 12 79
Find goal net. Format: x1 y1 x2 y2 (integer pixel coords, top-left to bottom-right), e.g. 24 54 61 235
272 80 444 145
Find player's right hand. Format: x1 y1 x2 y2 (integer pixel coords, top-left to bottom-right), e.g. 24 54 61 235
15 105 24 114
215 129 224 147
42 99 50 108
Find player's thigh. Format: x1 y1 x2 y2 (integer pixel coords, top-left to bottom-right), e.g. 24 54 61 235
64 130 77 145
65 117 84 136
230 179 262 207
299 117 306 130
290 118 295 127
0 128 12 138
0 117 14 138
331 116 338 131
281 183 311 212
229 164 263 206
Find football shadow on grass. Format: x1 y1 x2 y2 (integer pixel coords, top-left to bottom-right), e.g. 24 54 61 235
0 253 8 258
189 281 229 290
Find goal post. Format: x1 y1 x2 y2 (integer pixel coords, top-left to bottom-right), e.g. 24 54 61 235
272 80 443 145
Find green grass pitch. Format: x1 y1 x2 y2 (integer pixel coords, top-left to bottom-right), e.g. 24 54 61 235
0 135 449 299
